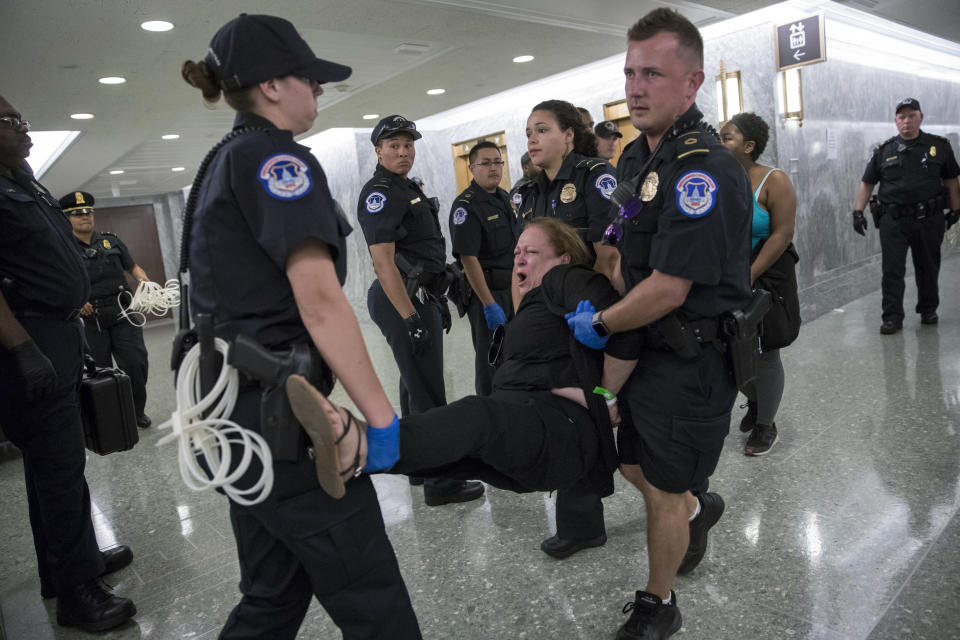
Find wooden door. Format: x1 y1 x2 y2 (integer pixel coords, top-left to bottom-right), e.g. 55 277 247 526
451 132 510 193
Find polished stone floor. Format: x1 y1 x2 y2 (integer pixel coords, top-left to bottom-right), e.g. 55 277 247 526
1 257 959 639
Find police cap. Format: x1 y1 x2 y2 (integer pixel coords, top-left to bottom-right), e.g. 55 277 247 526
59 191 96 214
895 98 921 114
205 14 352 91
594 121 623 139
371 115 422 146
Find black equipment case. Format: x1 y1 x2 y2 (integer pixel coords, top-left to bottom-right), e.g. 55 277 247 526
80 367 139 455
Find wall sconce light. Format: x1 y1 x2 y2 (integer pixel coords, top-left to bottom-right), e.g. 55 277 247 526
715 60 743 125
782 67 803 126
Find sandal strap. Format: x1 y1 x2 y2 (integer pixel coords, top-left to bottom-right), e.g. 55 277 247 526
337 409 364 478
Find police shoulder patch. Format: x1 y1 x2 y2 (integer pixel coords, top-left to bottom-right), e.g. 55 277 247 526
365 191 387 214
257 153 312 200
675 170 718 218
594 173 617 200
452 207 468 225
511 191 522 206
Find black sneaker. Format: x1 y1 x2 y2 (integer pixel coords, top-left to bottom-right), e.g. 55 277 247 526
615 590 681 640
920 312 938 325
738 401 757 433
423 480 485 506
880 320 902 335
540 532 607 559
56 579 136 632
745 423 778 456
677 492 724 575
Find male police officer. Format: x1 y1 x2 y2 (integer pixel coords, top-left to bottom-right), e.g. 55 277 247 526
0 95 136 632
358 115 484 506
565 10 751 639
851 98 960 334
595 121 623 163
449 141 517 395
508 151 540 213
61 191 152 428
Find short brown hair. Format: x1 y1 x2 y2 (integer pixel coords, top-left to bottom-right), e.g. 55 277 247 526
627 8 703 69
524 218 590 266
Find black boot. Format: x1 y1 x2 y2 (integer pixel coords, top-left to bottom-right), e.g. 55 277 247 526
423 479 485 506
56 579 136 632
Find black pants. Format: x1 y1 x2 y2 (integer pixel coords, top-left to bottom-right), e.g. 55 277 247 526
84 304 149 417
220 388 421 640
465 286 513 396
0 317 105 594
879 213 945 322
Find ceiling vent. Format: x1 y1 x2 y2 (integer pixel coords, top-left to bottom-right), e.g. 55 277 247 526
394 43 431 55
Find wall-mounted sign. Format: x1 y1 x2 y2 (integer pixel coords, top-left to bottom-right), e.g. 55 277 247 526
775 14 826 71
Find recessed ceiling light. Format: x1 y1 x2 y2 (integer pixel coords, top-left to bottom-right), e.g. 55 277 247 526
426 88 445 95
141 20 174 32
362 114 379 120
513 55 535 63
172 167 185 172
70 113 94 120
98 76 126 85
109 170 124 175
161 134 180 140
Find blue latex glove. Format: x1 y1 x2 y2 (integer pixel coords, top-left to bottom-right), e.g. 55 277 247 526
483 302 507 330
363 414 400 472
565 299 609 350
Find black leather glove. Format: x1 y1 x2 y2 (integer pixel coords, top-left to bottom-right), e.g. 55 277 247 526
852 209 867 236
438 296 452 334
10 340 57 401
947 209 960 230
405 312 431 356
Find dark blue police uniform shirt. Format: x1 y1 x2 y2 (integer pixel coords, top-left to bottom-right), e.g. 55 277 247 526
357 164 447 275
862 131 960 205
189 111 350 349
449 180 516 272
0 163 89 310
615 104 751 318
75 230 135 300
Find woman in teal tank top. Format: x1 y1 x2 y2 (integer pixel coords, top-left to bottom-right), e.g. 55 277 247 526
720 113 798 456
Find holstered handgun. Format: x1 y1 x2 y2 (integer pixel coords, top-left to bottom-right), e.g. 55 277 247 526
170 281 197 376
721 289 772 393
868 195 882 228
228 334 323 462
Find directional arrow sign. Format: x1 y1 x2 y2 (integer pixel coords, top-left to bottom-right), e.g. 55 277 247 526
776 14 825 71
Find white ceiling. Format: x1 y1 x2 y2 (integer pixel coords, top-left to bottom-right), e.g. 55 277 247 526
2 0 957 200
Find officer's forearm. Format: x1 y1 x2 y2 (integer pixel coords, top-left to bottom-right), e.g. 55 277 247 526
0 292 31 350
853 182 874 211
130 265 149 282
369 244 417 319
947 178 960 211
602 270 691 333
461 256 494 306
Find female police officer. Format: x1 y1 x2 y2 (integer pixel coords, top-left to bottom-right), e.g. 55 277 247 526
181 14 420 639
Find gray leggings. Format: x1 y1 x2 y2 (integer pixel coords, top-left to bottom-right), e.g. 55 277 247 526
746 348 784 425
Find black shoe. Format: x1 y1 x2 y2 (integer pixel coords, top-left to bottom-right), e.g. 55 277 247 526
540 532 606 559
677 492 724 575
921 312 939 325
101 545 134 575
136 414 151 429
738 401 757 433
880 320 902 335
745 423 778 456
56 579 136 632
423 480 485 507
408 476 425 486
615 590 681 640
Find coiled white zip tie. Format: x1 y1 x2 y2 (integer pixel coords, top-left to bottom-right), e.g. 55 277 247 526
118 279 181 327
157 339 274 505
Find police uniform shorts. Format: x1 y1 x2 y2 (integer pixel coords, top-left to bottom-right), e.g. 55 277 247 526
617 346 733 493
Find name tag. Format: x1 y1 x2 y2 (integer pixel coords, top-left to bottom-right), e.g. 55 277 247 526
410 197 421 205
487 214 499 221
885 156 897 162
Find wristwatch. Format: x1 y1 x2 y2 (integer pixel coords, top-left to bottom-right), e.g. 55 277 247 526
592 311 610 337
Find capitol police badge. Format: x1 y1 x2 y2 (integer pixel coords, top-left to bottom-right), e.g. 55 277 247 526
258 154 313 200
595 173 617 200
930 145 937 157
640 171 659 202
452 207 468 225
102 239 112 249
560 183 577 203
365 191 387 214
675 171 717 218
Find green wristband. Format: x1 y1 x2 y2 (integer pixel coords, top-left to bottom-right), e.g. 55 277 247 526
592 386 618 406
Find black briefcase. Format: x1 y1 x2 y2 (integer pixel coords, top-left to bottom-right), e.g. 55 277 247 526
80 366 139 455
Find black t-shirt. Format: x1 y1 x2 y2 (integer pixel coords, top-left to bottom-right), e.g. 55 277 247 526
76 230 134 300
615 104 752 319
449 180 516 272
189 111 350 350
0 165 89 311
862 131 960 205
357 164 447 275
492 264 642 392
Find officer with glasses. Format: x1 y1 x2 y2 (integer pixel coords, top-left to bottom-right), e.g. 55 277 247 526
449 141 517 395
60 190 152 429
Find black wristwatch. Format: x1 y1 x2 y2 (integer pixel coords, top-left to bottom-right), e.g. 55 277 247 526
592 311 610 337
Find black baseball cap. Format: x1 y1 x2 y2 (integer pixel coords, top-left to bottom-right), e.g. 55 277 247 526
59 190 95 213
205 14 352 91
895 98 921 114
595 121 623 139
371 115 422 146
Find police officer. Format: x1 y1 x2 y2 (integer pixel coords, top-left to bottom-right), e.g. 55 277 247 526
181 15 421 638
566 10 752 638
595 120 624 162
0 95 136 632
357 116 485 507
449 141 517 395
508 151 540 214
61 191 152 428
851 98 960 334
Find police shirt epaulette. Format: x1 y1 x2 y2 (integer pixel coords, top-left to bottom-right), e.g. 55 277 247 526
372 178 392 189
576 159 607 171
877 135 898 150
675 131 710 160
100 231 118 237
926 132 949 143
456 192 474 205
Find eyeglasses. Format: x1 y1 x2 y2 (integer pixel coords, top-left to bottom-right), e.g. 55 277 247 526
68 209 94 217
602 197 643 246
488 324 505 366
0 116 30 131
471 160 505 168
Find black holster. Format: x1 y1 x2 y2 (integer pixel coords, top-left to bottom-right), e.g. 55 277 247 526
868 196 883 228
721 289 772 392
228 334 325 462
653 312 703 361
